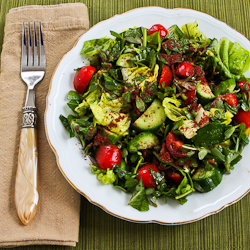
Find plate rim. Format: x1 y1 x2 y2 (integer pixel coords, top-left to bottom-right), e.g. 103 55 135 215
45 6 250 225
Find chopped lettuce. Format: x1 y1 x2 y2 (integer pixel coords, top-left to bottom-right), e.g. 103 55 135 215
209 108 234 125
147 31 162 51
121 65 159 89
91 165 117 185
74 101 89 116
182 21 210 43
81 37 114 56
90 93 131 135
162 96 186 121
74 86 102 116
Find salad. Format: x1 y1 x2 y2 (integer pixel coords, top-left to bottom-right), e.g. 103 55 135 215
60 22 250 211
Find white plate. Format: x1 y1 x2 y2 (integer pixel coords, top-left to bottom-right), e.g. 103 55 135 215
45 7 250 225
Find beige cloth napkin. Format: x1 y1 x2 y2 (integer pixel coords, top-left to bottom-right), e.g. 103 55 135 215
0 3 89 247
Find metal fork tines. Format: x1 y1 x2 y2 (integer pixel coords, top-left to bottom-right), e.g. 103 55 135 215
21 22 46 110
15 22 46 225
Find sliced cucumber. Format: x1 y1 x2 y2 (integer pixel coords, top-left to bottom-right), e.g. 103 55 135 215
128 132 159 153
197 81 215 103
192 162 223 193
133 99 166 132
116 53 134 68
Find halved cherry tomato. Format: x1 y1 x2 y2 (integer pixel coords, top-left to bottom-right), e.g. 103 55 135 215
136 163 159 188
234 109 250 128
238 81 250 98
159 64 173 88
73 66 96 94
175 62 194 79
183 89 196 106
147 24 168 39
166 132 187 158
223 93 238 107
96 145 122 170
166 169 183 184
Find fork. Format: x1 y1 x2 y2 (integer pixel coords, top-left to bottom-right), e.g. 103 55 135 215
14 22 46 225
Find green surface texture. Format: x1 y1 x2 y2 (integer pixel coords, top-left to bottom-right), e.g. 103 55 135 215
1 0 250 249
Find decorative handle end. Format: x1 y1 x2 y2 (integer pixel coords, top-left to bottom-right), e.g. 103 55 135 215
15 126 39 225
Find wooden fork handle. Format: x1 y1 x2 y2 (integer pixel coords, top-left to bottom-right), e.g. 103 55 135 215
15 107 39 225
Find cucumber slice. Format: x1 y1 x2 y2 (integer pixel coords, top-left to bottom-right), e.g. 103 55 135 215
128 132 159 153
192 162 223 192
133 99 166 132
116 53 134 68
197 81 215 103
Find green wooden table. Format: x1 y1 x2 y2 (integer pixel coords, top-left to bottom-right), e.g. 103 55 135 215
1 0 250 249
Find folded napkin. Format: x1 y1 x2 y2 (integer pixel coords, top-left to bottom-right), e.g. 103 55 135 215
0 3 89 247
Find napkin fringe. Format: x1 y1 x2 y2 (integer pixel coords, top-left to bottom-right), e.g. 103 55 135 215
0 240 76 247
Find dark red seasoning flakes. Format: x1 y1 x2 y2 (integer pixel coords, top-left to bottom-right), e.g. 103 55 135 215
198 112 209 128
115 113 126 123
159 142 173 163
189 103 200 113
193 64 205 77
159 53 183 66
108 122 117 128
93 133 111 146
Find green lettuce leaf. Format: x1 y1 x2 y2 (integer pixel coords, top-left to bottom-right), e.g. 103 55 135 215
182 21 210 43
162 96 186 121
214 37 250 79
81 37 114 56
91 165 117 185
229 42 250 74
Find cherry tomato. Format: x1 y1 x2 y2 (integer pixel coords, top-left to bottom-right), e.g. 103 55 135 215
223 93 238 107
136 163 159 188
234 109 250 128
147 24 168 39
238 81 250 98
175 62 194 79
166 132 187 158
96 145 122 170
73 66 96 94
183 89 196 106
238 81 247 88
159 64 173 88
166 169 183 184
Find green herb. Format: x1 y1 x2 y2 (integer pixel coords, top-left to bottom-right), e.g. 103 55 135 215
193 123 227 147
128 178 149 211
59 115 74 137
